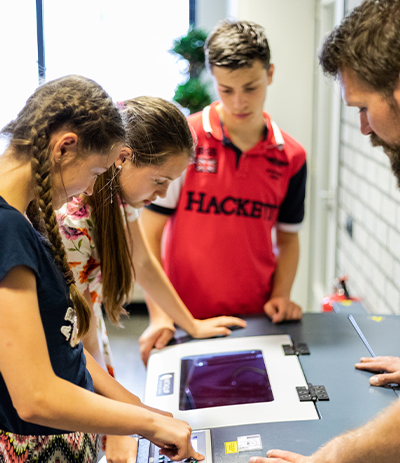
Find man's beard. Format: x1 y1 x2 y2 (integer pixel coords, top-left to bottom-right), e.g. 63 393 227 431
370 132 400 188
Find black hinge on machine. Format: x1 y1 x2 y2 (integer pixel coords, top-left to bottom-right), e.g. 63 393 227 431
282 342 310 355
296 383 329 402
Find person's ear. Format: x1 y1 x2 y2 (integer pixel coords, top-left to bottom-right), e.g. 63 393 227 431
115 147 133 168
394 72 400 108
267 64 275 85
52 132 79 163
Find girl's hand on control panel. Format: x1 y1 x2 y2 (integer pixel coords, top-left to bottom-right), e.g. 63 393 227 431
191 316 247 339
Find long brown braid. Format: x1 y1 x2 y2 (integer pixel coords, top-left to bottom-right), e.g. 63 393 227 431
1 75 125 337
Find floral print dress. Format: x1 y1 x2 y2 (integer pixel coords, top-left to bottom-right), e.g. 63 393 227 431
57 196 139 377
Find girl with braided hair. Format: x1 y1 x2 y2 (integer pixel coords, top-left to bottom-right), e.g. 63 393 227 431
58 96 246 462
0 77 201 463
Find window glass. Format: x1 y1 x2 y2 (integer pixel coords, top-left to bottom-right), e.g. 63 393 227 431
0 1 38 133
43 0 189 100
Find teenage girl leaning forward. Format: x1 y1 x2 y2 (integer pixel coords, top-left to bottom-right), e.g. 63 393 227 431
57 96 246 462
0 76 202 463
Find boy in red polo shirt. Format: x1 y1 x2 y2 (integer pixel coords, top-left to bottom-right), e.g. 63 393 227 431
139 20 307 364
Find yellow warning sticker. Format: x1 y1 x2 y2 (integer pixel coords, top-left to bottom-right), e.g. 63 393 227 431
369 316 385 322
225 441 239 454
341 300 353 306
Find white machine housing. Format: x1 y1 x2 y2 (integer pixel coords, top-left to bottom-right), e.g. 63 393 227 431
145 335 319 430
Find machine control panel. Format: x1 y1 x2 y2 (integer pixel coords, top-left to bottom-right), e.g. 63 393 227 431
150 430 212 463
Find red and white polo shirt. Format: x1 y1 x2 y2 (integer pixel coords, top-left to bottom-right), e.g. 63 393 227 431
146 101 307 319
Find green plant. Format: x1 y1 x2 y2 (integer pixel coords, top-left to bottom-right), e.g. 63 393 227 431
172 28 208 78
173 78 212 115
172 27 212 114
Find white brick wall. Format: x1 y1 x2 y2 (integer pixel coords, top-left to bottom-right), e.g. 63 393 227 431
336 103 400 314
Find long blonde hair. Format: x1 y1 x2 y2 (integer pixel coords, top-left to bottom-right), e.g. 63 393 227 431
89 96 194 323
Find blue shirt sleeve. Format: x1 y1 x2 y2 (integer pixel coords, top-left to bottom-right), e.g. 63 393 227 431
0 202 41 281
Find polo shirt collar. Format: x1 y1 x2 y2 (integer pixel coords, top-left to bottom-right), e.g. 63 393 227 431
201 101 285 151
